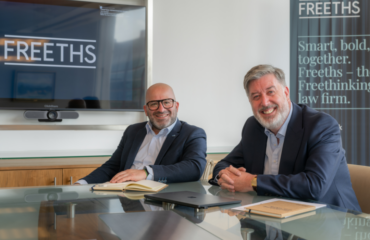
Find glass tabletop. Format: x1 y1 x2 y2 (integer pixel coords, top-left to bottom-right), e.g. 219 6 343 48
0 180 367 240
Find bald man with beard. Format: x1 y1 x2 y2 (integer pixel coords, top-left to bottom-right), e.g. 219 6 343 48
76 83 207 184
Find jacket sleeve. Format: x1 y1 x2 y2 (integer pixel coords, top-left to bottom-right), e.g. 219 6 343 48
81 126 130 184
257 115 344 201
209 122 249 186
150 128 207 183
209 141 247 185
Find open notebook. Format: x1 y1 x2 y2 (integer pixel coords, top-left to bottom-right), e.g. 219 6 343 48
91 180 168 192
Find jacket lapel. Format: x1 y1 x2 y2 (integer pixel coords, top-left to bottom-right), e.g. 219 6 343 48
124 126 147 170
279 103 304 175
154 120 181 165
249 122 267 174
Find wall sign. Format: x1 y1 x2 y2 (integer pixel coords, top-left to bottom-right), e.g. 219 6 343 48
290 0 370 165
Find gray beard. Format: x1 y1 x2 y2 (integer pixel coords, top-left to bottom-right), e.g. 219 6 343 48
150 116 176 131
255 103 290 131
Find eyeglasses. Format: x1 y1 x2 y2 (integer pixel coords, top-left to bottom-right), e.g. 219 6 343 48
146 98 175 111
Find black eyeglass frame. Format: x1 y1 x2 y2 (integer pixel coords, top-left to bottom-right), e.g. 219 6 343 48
146 98 176 111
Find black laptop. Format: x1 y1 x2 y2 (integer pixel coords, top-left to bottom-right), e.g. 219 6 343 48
144 191 241 209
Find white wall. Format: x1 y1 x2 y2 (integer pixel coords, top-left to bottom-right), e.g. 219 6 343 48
0 111 144 158
0 0 290 158
153 0 290 152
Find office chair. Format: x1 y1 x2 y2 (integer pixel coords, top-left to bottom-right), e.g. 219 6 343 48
347 164 370 214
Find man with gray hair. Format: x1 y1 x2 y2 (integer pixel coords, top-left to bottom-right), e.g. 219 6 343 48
210 64 361 211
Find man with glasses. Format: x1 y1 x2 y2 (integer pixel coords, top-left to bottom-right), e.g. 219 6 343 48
76 83 207 184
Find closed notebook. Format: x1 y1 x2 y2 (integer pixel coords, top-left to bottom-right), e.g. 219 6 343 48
244 210 316 224
245 200 316 218
91 180 168 192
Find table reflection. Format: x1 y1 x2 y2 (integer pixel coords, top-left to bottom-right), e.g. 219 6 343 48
0 181 368 240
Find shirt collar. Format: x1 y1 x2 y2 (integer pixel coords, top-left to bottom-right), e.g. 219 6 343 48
264 103 293 138
146 118 178 136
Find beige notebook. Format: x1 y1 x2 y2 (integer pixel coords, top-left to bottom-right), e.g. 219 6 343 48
245 200 316 218
91 180 168 192
244 210 316 223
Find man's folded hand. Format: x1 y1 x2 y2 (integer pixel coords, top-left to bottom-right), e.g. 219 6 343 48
218 165 255 193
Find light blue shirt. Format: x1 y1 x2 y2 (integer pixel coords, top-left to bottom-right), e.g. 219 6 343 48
76 119 177 184
263 105 293 175
131 118 178 179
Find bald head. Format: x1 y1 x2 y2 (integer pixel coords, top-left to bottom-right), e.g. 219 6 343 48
144 83 179 134
145 83 176 103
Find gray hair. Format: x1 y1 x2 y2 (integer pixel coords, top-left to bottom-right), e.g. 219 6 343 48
243 65 286 96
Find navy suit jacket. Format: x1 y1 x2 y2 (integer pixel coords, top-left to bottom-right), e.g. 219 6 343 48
83 120 207 184
211 103 361 211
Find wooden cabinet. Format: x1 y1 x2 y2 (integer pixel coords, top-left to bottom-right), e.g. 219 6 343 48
0 169 63 188
0 167 98 188
62 168 96 185
0 156 108 188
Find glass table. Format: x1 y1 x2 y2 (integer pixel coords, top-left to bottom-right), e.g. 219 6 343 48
0 180 368 240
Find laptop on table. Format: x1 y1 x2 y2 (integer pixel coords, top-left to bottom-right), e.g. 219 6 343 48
144 191 241 209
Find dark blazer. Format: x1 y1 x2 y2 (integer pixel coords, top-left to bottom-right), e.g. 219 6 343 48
83 120 207 184
211 103 361 211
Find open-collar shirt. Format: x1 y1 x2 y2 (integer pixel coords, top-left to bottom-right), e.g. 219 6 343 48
131 118 178 179
76 119 177 184
263 105 293 175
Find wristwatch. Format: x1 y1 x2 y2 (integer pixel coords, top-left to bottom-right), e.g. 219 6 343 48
251 176 257 191
143 167 149 177
215 174 221 184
